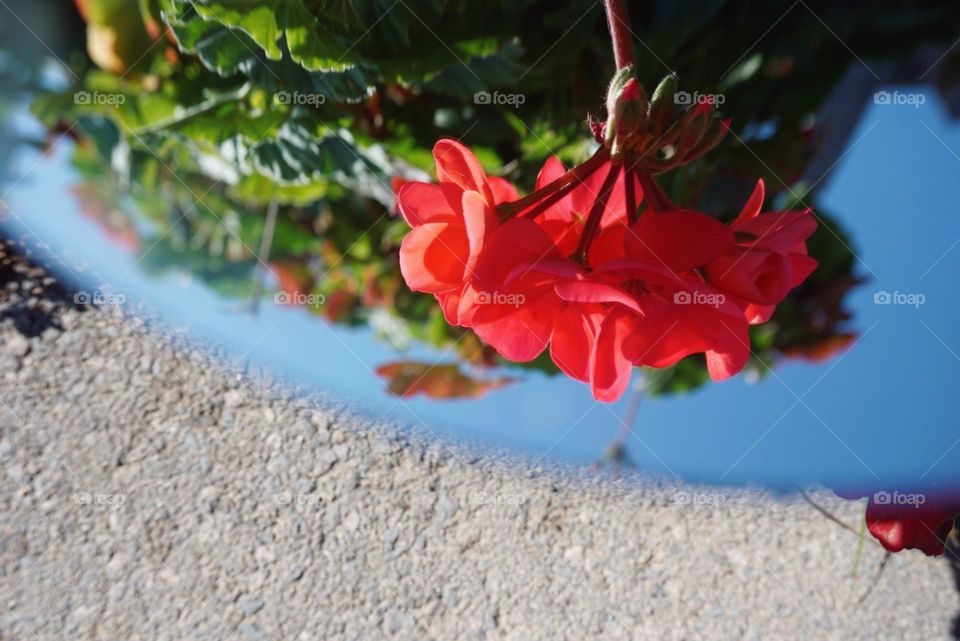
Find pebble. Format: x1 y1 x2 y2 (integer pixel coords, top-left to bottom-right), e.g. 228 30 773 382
238 595 265 615
382 527 399 544
239 623 266 641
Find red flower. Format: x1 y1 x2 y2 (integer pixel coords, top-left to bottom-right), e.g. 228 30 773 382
463 185 750 401
559 211 748 400
394 138 818 403
704 180 818 324
396 140 517 324
866 495 959 556
835 489 960 556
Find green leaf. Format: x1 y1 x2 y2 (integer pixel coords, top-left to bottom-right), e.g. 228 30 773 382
168 6 264 77
248 118 393 203
423 39 525 99
229 172 328 205
192 0 357 71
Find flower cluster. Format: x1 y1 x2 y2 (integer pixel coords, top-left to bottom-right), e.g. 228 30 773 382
395 137 817 402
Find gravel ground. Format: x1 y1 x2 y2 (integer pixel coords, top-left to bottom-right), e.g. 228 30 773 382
0 240 958 641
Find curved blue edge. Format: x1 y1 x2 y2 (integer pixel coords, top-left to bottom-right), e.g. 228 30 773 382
1 90 958 494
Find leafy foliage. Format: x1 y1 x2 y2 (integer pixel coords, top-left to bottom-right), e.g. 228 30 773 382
20 0 960 397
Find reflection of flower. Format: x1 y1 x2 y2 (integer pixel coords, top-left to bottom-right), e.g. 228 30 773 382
396 140 819 402
375 361 514 399
70 184 140 252
269 261 313 300
780 333 856 362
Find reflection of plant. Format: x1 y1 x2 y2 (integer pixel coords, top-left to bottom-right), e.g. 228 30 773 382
25 0 960 400
376 361 514 399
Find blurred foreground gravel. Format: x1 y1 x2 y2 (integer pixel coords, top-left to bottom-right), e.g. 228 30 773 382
0 241 957 641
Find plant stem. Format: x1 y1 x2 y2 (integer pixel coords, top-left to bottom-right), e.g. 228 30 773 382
497 147 610 221
520 178 580 220
636 170 676 212
604 0 636 70
129 83 252 136
573 162 621 264
624 160 638 224
249 199 279 315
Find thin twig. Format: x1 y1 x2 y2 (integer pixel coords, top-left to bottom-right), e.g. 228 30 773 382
249 200 279 314
800 490 859 536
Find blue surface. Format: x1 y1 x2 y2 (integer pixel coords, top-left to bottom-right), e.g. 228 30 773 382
2 89 958 492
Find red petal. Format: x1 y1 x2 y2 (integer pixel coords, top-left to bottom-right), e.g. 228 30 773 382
549 305 598 382
437 289 463 325
732 179 765 225
461 190 497 277
737 211 817 254
625 303 711 368
433 139 493 203
787 253 818 288
706 317 750 381
470 293 557 362
473 218 560 289
705 251 777 305
396 182 461 227
627 211 734 273
744 303 775 324
487 176 520 205
399 222 467 293
554 277 643 313
866 499 959 556
588 224 629 266
536 156 566 190
590 310 635 402
569 160 614 219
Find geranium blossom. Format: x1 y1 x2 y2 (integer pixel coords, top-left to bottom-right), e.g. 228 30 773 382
393 137 817 403
393 50 822 405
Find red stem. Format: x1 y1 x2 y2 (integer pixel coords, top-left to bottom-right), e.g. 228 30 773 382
604 0 636 70
636 170 676 212
574 162 621 265
521 178 581 220
624 160 638 224
498 147 610 221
